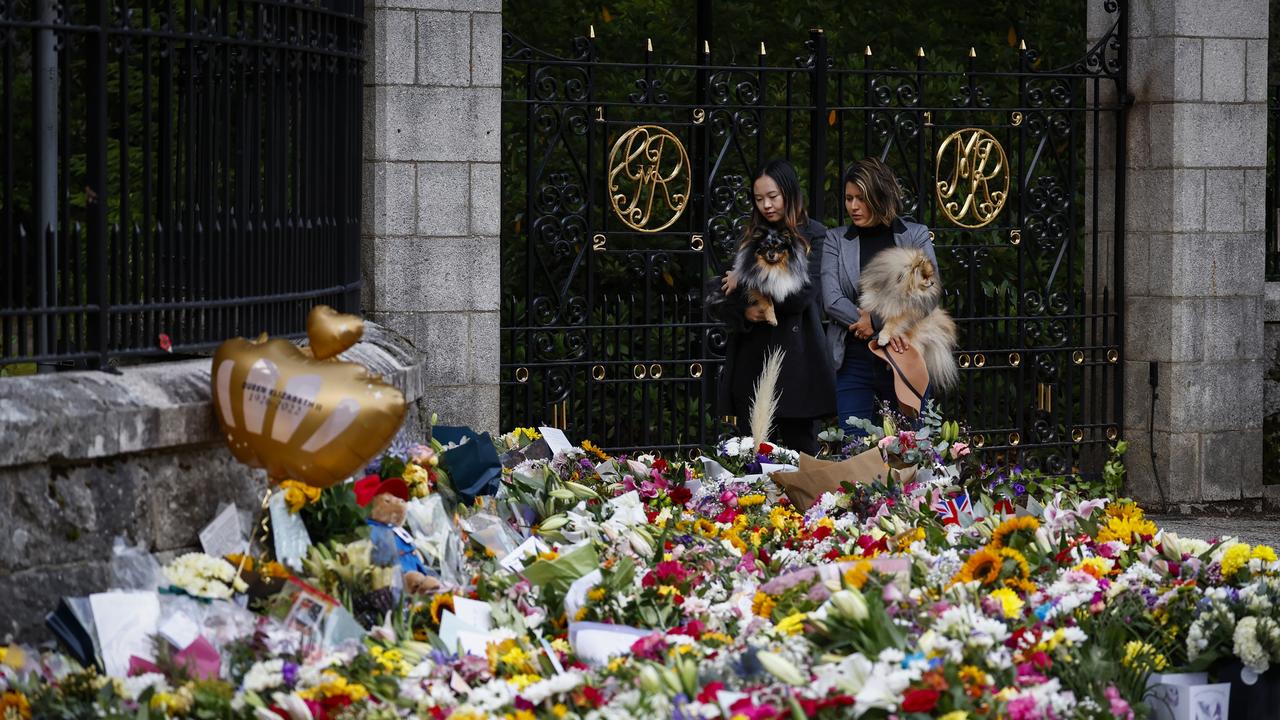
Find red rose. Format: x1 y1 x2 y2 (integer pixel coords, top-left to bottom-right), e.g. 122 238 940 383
697 681 725 704
758 442 774 454
901 688 941 712
668 486 693 505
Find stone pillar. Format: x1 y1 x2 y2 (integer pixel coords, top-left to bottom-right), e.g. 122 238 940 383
1122 0 1267 509
362 0 501 433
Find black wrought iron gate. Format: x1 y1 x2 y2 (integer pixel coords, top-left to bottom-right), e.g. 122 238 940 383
500 3 1127 475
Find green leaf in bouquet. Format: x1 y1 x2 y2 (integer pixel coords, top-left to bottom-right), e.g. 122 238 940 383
521 542 600 593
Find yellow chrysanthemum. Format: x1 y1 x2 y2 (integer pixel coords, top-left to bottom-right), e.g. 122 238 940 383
403 463 431 498
1097 515 1158 545
1105 500 1145 522
1251 545 1277 563
551 704 569 718
752 591 777 619
703 631 734 646
988 587 1025 619
499 646 529 667
843 560 872 590
990 516 1040 549
297 672 368 701
507 673 541 690
738 494 767 507
1221 543 1252 577
587 587 606 603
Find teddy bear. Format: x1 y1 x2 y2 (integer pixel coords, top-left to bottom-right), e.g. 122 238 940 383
354 475 441 595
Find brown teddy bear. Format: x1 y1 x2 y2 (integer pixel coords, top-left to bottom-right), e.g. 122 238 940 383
355 475 441 595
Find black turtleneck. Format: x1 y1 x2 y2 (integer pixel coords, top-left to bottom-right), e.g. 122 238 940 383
856 223 894 272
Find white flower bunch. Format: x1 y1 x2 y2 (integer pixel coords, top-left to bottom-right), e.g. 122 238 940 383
163 552 248 599
1233 615 1280 675
242 659 286 693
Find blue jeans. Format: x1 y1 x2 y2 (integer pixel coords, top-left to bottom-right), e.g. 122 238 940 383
836 343 933 439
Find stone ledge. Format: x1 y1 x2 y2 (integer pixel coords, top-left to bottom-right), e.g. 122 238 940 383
0 322 427 470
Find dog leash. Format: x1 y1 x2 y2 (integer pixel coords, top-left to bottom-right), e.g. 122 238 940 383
879 345 925 401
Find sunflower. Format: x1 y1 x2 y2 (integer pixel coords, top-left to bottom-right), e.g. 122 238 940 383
990 516 1040 550
954 546 1002 586
997 547 1032 589
579 439 610 462
429 593 455 624
0 691 30 720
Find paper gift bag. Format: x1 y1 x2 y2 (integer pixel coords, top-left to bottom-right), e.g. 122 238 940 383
770 448 890 512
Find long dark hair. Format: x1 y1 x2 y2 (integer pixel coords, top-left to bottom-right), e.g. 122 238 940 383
742 158 810 251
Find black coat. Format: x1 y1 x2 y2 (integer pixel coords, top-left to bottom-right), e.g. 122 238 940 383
715 218 836 421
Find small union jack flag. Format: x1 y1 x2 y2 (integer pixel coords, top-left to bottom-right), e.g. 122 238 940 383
934 491 972 526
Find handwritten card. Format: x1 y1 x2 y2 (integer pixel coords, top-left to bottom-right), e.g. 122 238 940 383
199 503 247 559
537 426 575 456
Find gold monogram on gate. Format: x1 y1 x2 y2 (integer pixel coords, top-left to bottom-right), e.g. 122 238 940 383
607 125 691 232
935 128 1009 229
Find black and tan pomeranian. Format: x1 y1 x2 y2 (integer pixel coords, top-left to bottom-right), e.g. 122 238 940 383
706 226 809 332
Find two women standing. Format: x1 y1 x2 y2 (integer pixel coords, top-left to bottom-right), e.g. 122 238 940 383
715 157 940 450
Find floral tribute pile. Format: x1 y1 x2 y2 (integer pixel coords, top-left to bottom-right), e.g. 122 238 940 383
2 409 1279 720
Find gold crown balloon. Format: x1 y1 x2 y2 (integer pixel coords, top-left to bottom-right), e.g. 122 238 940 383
211 306 407 489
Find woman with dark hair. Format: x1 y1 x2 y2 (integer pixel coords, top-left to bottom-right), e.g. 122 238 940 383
715 159 834 454
822 157 939 434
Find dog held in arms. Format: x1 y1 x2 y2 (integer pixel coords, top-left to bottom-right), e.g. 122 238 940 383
706 226 809 332
857 246 959 389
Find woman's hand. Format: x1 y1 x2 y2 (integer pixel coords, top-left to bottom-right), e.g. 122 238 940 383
722 270 738 294
848 315 873 340
887 335 909 354
744 304 768 323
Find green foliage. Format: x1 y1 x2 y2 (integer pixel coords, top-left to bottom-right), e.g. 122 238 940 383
298 484 367 546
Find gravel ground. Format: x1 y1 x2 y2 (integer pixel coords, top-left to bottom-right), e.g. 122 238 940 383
1149 515 1280 547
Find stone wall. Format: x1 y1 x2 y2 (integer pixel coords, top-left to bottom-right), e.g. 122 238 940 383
362 0 502 435
1120 0 1268 510
0 325 426 640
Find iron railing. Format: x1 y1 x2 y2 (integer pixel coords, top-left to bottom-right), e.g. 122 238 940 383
0 0 364 371
501 2 1127 476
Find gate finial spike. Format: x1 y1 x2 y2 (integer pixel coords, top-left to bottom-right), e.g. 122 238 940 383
588 24 595 39
917 46 926 58
703 39 710 54
759 41 767 56
646 37 653 52
1019 39 1027 51
968 46 977 58
864 45 872 56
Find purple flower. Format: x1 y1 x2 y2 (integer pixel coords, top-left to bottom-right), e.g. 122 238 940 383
282 661 299 687
1013 483 1026 496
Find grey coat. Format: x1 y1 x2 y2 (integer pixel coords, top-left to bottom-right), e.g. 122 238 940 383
821 217 938 369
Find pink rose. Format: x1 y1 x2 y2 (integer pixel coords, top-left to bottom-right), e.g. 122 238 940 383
950 441 970 457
